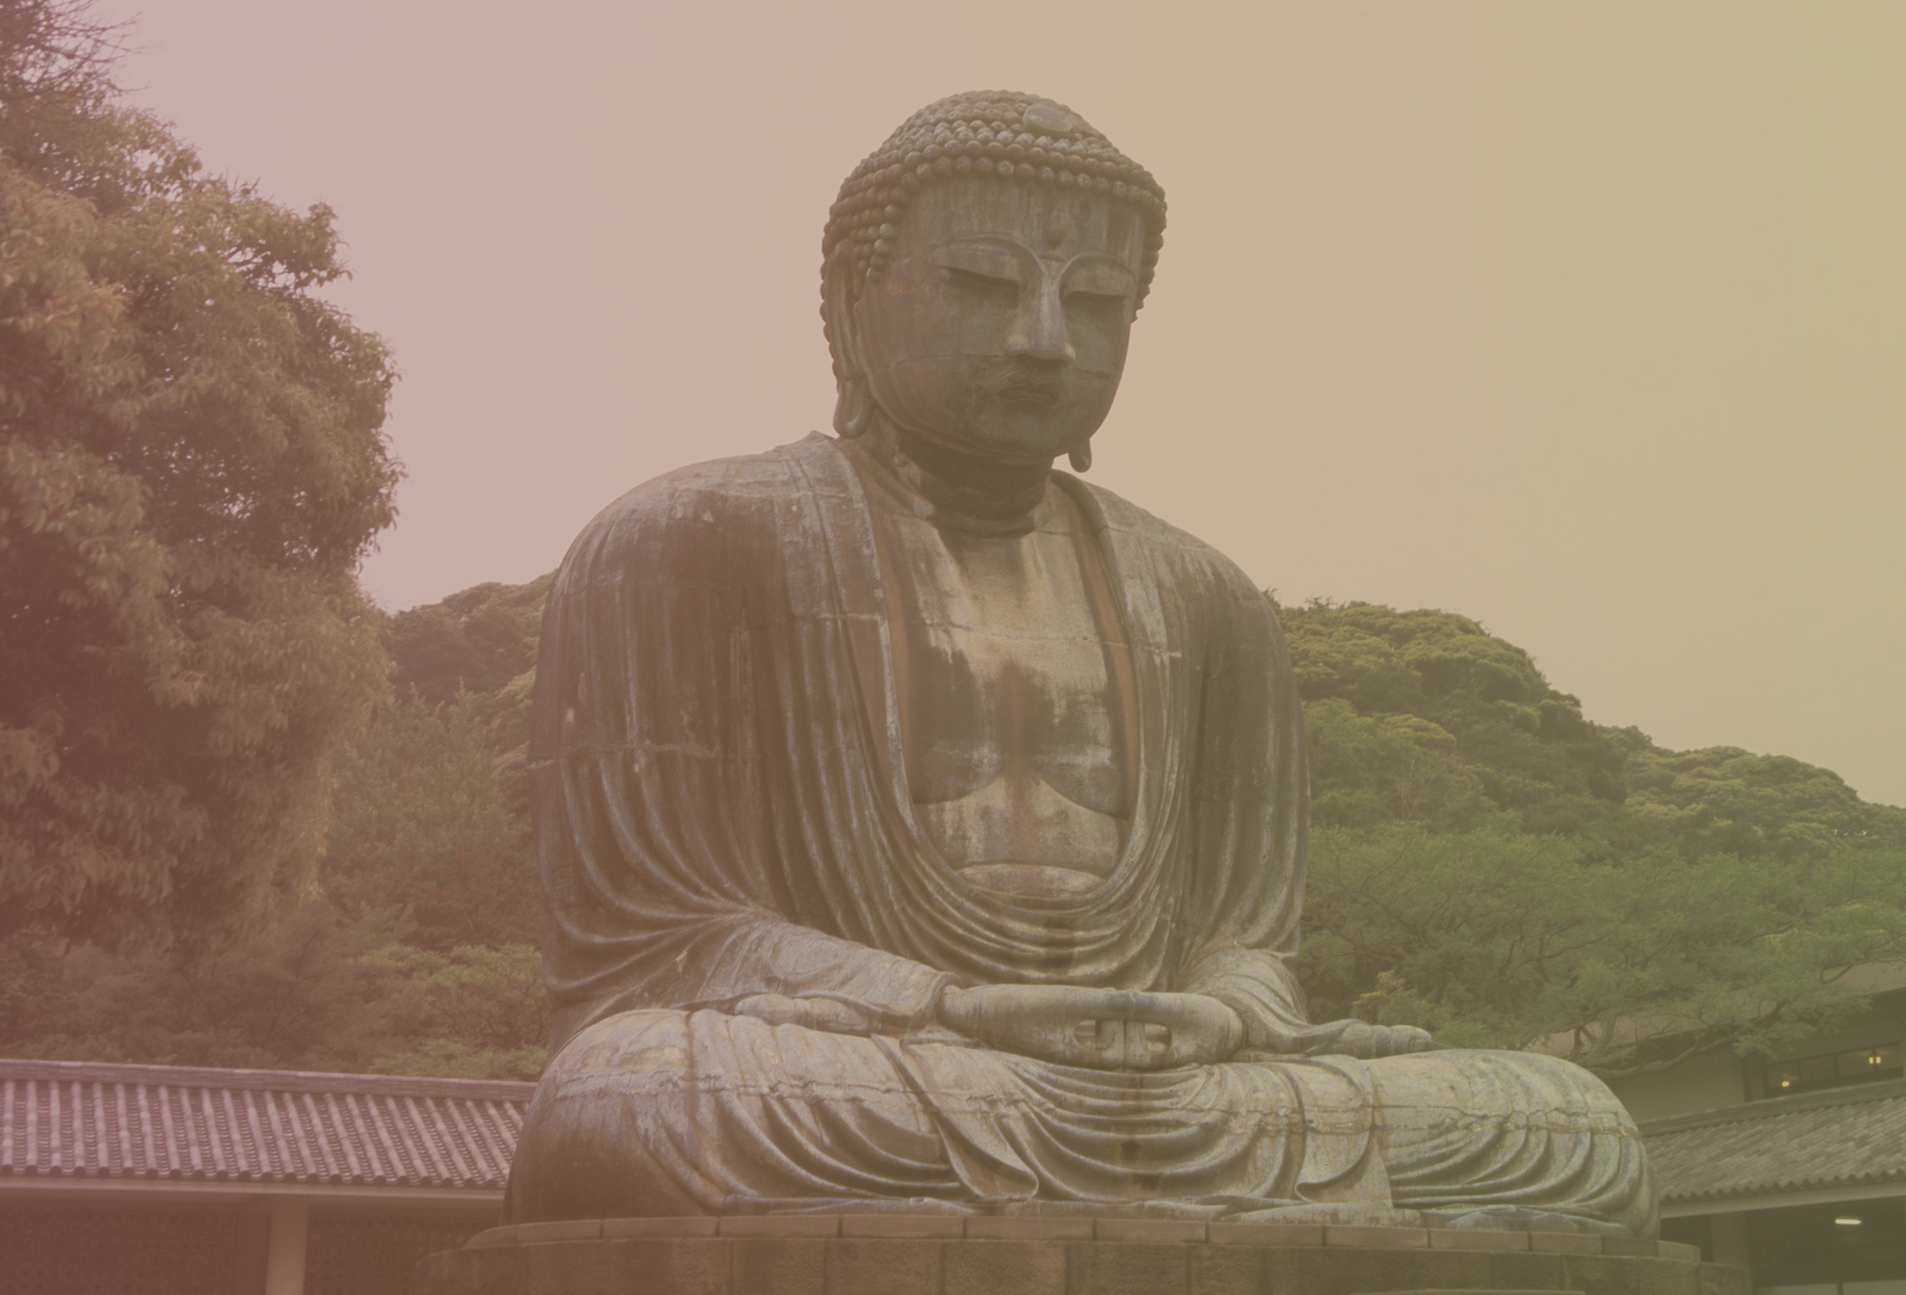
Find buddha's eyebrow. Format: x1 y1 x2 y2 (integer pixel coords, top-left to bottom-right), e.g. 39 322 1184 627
934 235 1037 259
1063 252 1138 282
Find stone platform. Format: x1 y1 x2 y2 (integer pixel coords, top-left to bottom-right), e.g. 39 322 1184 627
416 1216 1747 1295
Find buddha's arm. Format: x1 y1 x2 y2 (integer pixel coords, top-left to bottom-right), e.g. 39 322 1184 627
667 914 956 1033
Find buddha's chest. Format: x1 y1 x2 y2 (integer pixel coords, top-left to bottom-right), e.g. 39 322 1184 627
895 531 1119 803
866 494 1134 885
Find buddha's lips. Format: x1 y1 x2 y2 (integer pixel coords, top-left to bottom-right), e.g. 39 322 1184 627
975 364 1067 408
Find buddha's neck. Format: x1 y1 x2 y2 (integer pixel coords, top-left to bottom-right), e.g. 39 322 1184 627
858 417 1052 533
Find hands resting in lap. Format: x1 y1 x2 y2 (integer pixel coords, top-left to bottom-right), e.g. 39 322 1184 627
732 984 1437 1070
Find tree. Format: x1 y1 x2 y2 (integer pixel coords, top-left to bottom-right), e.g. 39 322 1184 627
0 0 398 949
386 574 551 707
384 573 549 819
0 0 123 177
322 690 540 950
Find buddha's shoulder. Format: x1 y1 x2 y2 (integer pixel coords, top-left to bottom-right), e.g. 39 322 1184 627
549 437 843 593
590 436 832 521
1072 477 1265 600
564 434 844 551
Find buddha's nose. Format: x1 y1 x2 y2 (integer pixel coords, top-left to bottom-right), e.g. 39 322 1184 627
1006 279 1075 364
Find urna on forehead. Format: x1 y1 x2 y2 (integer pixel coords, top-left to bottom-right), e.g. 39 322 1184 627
821 90 1168 306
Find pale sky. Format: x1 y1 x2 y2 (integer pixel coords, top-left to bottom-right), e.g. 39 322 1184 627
94 1 1905 807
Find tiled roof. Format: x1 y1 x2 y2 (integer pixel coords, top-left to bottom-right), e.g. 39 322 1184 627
0 1057 531 1192
1640 1077 1906 1204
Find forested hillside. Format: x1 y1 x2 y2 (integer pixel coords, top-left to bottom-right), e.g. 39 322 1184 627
4 578 1902 1080
1282 600 1906 1073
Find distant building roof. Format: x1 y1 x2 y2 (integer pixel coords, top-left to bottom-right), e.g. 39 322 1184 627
0 1057 531 1195
1641 1076 1906 1205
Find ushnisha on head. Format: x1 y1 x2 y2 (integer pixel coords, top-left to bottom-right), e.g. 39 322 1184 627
822 92 1167 481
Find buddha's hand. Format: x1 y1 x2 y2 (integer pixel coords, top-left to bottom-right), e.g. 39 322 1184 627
1256 1018 1440 1059
937 985 1245 1071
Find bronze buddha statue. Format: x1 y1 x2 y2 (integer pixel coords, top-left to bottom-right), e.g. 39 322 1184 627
505 91 1655 1235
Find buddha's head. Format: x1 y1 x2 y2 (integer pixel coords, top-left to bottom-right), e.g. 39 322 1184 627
822 92 1166 473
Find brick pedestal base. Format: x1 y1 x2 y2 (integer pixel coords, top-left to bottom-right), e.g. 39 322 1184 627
417 1217 1747 1295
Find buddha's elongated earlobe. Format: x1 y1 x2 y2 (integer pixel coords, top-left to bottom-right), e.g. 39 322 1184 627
1069 440 1093 473
835 376 874 438
823 248 875 439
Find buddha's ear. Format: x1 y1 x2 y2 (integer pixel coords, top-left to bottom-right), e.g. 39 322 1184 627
822 248 874 438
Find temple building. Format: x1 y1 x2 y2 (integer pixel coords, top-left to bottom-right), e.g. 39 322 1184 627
1614 969 1906 1295
0 1057 526 1295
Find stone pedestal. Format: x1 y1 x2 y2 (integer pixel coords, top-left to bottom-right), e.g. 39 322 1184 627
417 1216 1748 1295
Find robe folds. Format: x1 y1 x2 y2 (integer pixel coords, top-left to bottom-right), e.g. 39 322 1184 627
509 433 1656 1233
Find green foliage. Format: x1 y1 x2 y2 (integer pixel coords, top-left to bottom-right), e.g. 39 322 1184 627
0 575 549 1078
0 907 382 1070
0 909 546 1079
353 942 547 1080
1283 598 1906 1076
0 0 125 189
1624 745 1906 862
0 576 550 1078
387 575 551 707
1303 824 1906 1074
323 690 539 949
0 0 399 950
382 574 548 820
1302 698 1492 831
1283 601 1630 837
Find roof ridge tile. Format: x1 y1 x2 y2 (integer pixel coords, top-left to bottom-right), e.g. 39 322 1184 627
0 1056 534 1103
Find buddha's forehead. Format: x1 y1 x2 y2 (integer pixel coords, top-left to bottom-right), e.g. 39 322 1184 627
896 178 1145 268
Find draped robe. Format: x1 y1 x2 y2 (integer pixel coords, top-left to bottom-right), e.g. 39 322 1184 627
507 434 1655 1233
